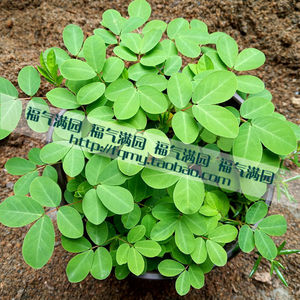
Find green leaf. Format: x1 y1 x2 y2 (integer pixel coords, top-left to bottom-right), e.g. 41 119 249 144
114 87 140 120
216 34 238 68
105 78 133 101
96 185 134 215
0 97 22 139
188 264 205 289
77 82 105 105
26 98 50 133
117 155 143 176
249 255 262 278
128 225 146 243
161 39 178 57
115 264 130 280
121 33 142 54
94 28 117 45
258 215 287 236
122 108 147 129
248 88 272 101
5 157 36 175
175 270 190 296
245 201 268 224
199 205 218 217
83 35 106 73
192 104 239 138
167 18 189 39
217 137 233 152
241 97 274 119
208 224 238 243
22 215 55 269
0 195 44 227
14 171 39 196
144 128 170 158
46 88 79 109
66 250 94 283
193 70 237 104
43 166 58 182
127 246 145 275
63 147 85 177
167 73 192 109
175 33 201 58
175 220 195 254
164 55 182 76
152 203 179 220
43 47 70 68
143 20 167 34
113 46 137 61
60 59 96 80
234 48 265 71
204 49 227 70
232 122 262 163
101 9 123 35
98 160 128 186
102 57 124 82
150 217 178 241
252 116 297 155
61 236 92 253
128 63 157 81
86 221 108 245
173 177 205 214
141 168 179 189
87 106 114 123
63 24 84 56
254 229 277 260
41 165 58 181
138 85 168 114
116 243 130 265
172 111 200 144
140 44 166 66
274 265 288 287
0 77 18 99
191 237 207 264
57 206 83 238
136 74 167 91
158 259 185 277
182 213 207 235
238 225 255 253
91 247 112 280
140 29 162 54
85 155 110 186
40 141 70 164
121 203 141 229
30 176 61 207
134 240 161 257
46 49 57 77
190 19 208 32
121 17 145 34
17 66 40 96
237 75 265 94
82 189 108 225
128 0 151 23
141 214 157 238
206 240 227 266
197 54 214 73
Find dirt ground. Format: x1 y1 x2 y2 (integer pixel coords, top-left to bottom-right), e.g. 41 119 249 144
0 0 299 299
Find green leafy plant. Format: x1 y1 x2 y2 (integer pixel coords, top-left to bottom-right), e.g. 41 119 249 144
0 0 299 296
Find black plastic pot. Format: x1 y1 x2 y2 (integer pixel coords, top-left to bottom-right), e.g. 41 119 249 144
46 92 274 280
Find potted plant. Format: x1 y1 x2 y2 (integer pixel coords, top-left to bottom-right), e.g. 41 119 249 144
0 0 299 296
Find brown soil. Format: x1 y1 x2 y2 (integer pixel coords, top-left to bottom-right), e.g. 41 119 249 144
0 1 299 299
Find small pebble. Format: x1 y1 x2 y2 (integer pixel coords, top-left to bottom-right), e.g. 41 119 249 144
6 19 13 28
